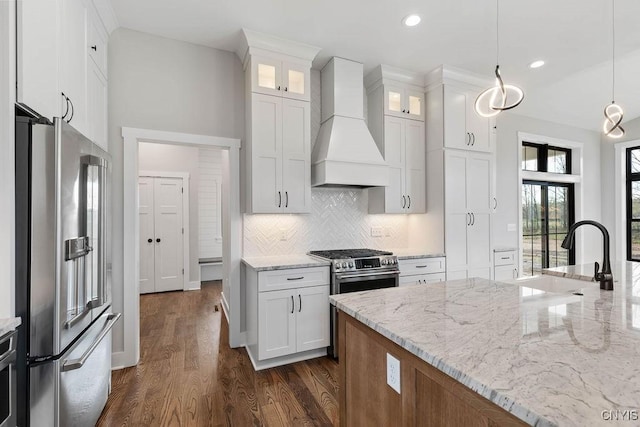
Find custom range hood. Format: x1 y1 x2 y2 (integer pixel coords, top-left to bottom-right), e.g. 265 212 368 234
311 58 389 187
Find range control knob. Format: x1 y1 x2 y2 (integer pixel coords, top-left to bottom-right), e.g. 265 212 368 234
348 262 354 268
381 259 388 265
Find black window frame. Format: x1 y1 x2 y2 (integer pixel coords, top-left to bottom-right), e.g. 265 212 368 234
522 142 572 174
626 147 640 262
522 180 576 276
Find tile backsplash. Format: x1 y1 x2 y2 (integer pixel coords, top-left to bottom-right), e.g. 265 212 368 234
243 188 409 257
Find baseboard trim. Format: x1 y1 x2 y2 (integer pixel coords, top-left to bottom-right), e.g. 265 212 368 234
186 280 201 291
221 292 230 322
111 351 133 370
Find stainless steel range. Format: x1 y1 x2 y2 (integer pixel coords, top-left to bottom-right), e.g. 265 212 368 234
308 249 399 358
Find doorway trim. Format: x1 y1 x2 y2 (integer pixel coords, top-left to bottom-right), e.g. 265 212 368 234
139 171 191 292
119 127 242 369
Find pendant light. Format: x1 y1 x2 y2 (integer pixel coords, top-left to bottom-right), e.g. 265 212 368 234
603 0 625 138
474 0 524 118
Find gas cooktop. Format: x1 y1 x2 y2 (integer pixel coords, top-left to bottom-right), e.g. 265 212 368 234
308 248 392 260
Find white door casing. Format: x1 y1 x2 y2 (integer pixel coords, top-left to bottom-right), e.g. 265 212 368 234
138 177 155 294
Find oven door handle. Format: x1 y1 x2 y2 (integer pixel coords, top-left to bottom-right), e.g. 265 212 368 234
337 270 400 280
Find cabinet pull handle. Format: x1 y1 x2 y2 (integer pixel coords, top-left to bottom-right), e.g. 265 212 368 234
471 212 475 225
67 97 75 123
407 195 411 209
277 86 281 91
402 195 406 208
493 197 497 210
416 265 428 269
287 276 304 281
291 295 294 314
91 45 97 51
471 133 476 146
285 87 288 92
278 191 281 208
61 92 70 120
466 132 470 145
467 213 471 226
285 191 289 208
402 109 406 113
298 294 302 312
407 110 410 114
500 256 510 260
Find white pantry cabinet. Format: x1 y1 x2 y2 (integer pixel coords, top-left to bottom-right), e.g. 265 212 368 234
424 66 496 281
250 93 311 213
250 55 311 102
245 264 331 369
366 65 426 214
16 0 109 149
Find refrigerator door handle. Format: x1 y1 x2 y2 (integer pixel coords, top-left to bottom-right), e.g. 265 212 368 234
62 313 121 372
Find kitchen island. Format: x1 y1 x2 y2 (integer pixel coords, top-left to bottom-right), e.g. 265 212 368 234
330 274 640 426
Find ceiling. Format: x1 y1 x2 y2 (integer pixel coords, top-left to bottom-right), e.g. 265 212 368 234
109 0 640 132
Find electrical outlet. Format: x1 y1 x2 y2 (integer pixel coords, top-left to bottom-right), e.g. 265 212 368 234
371 226 383 237
279 228 288 241
386 353 401 393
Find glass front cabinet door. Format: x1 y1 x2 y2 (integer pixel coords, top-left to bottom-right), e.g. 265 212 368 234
251 56 310 101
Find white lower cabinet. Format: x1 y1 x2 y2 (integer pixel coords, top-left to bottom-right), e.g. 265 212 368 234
246 265 330 369
398 257 446 286
494 250 518 281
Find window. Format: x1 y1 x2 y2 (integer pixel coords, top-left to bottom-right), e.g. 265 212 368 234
522 181 575 276
521 142 571 174
626 147 640 261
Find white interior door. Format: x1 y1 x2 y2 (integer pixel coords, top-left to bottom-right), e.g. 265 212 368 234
153 178 184 292
138 177 155 294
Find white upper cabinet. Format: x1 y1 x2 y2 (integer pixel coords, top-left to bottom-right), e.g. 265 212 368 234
60 0 88 136
16 0 60 119
250 93 311 213
366 65 426 214
238 30 320 214
384 84 425 121
16 0 110 150
250 55 310 101
442 86 492 152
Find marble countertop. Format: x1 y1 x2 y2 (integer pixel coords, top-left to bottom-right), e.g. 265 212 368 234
389 248 445 260
542 262 631 283
241 255 331 271
330 274 640 426
0 317 21 337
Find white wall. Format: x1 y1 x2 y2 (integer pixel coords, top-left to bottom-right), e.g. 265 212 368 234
109 28 244 354
138 142 201 283
600 115 640 261
0 1 16 318
494 112 603 265
198 148 223 259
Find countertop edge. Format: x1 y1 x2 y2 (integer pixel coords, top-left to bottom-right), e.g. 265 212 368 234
395 253 446 260
241 257 331 271
331 298 554 427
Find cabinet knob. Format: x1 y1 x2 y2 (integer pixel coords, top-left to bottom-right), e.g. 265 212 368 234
277 86 281 91
284 87 288 92
156 238 161 243
91 45 97 51
402 109 406 113
147 238 152 243
407 110 410 114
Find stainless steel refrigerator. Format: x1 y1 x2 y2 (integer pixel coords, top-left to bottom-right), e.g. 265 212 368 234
15 115 121 426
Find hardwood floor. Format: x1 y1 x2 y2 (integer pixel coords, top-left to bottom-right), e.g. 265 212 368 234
97 281 339 426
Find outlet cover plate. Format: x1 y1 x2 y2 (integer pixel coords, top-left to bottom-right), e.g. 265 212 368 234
386 353 401 393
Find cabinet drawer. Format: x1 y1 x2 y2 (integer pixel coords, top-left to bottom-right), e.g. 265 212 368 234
494 251 516 266
258 267 329 292
399 257 445 275
399 272 446 287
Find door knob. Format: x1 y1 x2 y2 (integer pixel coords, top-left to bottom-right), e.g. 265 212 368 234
147 238 152 243
156 238 161 243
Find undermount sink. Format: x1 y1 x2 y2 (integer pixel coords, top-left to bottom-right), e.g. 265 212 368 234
507 275 592 294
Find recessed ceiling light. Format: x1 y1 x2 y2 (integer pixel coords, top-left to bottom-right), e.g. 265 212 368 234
529 60 545 69
402 14 421 27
